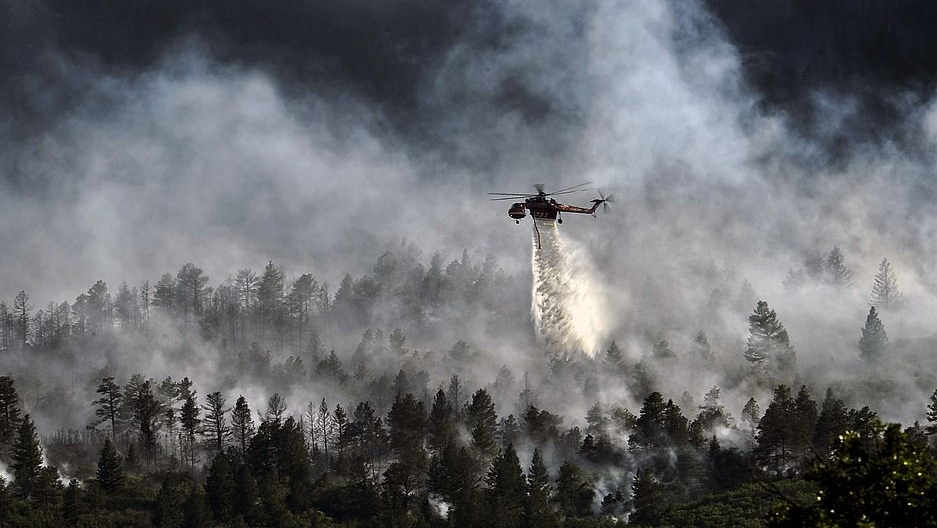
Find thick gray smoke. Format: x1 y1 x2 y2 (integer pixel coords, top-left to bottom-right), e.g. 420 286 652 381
4 0 937 439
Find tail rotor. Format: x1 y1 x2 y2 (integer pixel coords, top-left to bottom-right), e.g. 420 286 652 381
597 190 614 213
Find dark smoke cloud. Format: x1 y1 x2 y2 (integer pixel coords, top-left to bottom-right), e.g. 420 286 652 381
705 0 937 159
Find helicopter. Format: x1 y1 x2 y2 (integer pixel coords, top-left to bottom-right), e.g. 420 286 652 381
488 182 613 248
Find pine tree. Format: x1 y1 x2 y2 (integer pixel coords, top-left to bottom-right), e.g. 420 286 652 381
202 391 230 455
62 479 80 527
32 466 63 508
427 389 453 454
13 291 31 349
741 397 760 448
524 448 557 528
870 258 901 308
132 380 163 465
180 391 200 467
604 341 623 366
692 330 713 362
755 385 795 476
815 388 850 454
744 301 797 377
0 375 21 450
825 246 852 288
791 385 818 464
93 376 122 439
858 306 888 363
96 438 125 493
553 461 594 518
11 414 42 498
387 393 427 476
925 388 937 436
484 443 526 528
265 392 287 423
467 389 498 459
230 396 254 458
629 392 667 450
175 262 209 325
695 386 732 433
206 452 236 522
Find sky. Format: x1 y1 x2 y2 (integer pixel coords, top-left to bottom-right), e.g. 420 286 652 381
3 0 937 319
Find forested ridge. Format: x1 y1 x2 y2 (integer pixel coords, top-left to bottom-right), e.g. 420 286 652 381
1 245 937 528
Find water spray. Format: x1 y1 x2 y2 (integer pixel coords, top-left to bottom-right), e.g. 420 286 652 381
531 218 608 357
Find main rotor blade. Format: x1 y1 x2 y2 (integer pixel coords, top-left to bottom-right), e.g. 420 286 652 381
548 189 590 197
487 192 534 196
549 181 593 195
490 196 527 201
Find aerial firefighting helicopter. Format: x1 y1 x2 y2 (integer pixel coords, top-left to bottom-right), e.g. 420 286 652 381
488 182 613 248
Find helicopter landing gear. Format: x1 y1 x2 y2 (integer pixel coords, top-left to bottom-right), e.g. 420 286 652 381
516 220 520 224
557 217 563 224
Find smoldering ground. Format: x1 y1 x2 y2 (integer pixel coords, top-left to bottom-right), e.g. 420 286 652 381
5 0 937 496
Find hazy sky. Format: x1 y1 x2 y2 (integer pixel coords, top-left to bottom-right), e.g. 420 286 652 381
3 0 937 308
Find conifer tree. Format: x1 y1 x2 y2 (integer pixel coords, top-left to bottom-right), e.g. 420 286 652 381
663 400 689 446
96 438 125 493
93 376 122 439
484 443 525 527
13 291 30 348
825 246 852 288
180 391 200 467
524 448 557 528
131 379 162 465
233 464 260 523
387 393 427 475
858 306 888 363
741 397 760 448
629 392 667 450
0 374 21 450
231 396 254 458
32 466 63 508
604 341 623 366
466 389 498 459
427 389 453 453
744 301 797 377
755 385 795 476
629 468 663 524
62 479 80 526
206 453 235 522
926 388 937 436
870 258 901 308
333 404 349 464
791 385 818 464
554 461 594 518
815 388 850 454
202 391 230 456
11 414 42 498
692 330 713 362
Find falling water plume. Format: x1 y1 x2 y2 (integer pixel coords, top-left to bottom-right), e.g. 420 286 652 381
531 218 608 357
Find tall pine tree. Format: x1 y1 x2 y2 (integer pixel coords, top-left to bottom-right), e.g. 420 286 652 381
96 437 125 493
869 258 901 308
858 306 888 363
744 301 796 378
11 414 42 498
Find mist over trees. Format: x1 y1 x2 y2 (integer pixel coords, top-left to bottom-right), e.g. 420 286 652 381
0 241 935 527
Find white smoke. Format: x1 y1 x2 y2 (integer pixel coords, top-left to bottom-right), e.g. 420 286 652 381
531 218 609 356
0 459 11 482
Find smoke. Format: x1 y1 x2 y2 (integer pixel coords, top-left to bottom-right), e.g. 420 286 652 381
531 218 609 357
4 0 937 453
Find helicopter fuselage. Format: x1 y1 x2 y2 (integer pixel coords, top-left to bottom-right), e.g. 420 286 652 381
507 195 601 221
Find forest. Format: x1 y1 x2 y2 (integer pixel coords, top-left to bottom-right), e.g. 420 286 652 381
1 244 936 528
